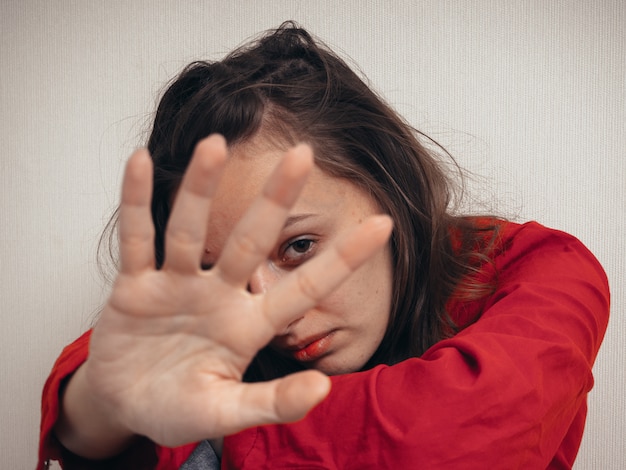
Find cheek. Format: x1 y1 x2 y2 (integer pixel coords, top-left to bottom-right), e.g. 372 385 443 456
357 249 393 311
319 249 393 326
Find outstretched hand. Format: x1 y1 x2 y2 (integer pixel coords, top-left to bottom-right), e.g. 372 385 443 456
83 135 392 448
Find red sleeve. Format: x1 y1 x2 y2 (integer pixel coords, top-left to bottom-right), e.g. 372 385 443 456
38 330 92 470
37 330 196 469
222 222 610 469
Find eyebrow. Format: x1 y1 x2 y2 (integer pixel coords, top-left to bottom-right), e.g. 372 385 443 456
205 214 318 258
283 214 318 229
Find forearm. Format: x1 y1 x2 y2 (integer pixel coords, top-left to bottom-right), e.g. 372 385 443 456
53 363 137 460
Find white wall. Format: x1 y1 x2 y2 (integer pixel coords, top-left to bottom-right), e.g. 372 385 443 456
1 1 624 468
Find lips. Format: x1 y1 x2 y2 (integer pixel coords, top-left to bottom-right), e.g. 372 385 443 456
281 331 336 362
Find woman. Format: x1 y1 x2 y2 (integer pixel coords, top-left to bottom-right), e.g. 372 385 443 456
38 23 609 469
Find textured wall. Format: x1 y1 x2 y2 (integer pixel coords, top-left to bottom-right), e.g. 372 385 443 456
1 1 624 468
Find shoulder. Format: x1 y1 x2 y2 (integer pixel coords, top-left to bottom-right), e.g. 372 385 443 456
493 220 608 287
450 219 610 339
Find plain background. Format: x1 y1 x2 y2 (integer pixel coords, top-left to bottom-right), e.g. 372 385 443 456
1 1 624 468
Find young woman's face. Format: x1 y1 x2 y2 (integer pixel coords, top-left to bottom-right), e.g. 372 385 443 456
201 138 393 375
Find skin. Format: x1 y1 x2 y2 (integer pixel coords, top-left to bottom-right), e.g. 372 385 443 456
205 137 393 375
54 135 393 459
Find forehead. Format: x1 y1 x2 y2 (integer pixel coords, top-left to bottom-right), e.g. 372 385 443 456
210 143 345 229
204 140 378 252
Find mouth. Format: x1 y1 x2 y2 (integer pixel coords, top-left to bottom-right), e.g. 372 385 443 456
282 331 336 362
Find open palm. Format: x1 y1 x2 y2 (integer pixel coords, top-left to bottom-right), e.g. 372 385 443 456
83 135 392 447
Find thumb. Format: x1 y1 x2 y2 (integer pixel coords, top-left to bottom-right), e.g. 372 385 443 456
229 370 331 433
273 370 331 423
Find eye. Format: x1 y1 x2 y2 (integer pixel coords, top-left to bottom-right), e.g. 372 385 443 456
280 237 317 266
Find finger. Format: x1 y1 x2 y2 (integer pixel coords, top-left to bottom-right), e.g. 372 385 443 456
263 215 393 330
118 149 156 274
214 144 313 286
163 135 227 273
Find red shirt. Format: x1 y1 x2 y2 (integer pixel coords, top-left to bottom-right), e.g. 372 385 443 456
38 221 610 469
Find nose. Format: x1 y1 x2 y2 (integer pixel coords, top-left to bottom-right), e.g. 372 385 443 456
247 262 281 294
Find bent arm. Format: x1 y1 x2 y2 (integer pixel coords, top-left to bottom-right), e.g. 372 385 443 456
222 222 610 469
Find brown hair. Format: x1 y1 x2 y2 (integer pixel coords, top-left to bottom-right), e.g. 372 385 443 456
101 22 498 380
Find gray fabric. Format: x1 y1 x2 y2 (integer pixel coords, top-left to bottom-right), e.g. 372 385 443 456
179 440 220 470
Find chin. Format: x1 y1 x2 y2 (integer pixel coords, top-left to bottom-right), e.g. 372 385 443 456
312 357 365 376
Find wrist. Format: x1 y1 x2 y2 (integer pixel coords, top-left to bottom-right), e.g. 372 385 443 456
54 363 136 459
